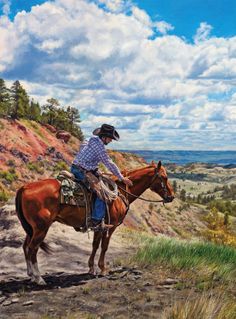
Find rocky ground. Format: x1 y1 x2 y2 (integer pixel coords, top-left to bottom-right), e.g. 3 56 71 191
0 266 196 319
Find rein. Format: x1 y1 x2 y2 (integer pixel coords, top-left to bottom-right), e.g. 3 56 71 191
118 186 164 203
118 167 167 204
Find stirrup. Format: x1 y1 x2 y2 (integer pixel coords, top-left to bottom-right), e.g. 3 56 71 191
90 219 114 231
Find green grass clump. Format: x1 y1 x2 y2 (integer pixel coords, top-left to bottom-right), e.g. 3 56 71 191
133 235 236 281
27 162 45 174
0 189 10 202
53 161 69 172
0 169 18 183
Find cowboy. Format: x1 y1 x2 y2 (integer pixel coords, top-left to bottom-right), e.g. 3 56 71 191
71 124 133 227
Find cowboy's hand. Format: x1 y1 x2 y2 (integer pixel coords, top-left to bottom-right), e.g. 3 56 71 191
122 177 133 186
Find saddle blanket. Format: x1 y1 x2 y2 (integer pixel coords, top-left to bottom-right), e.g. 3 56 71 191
57 174 88 206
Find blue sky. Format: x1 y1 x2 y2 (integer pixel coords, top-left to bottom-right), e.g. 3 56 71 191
137 0 236 40
0 0 236 150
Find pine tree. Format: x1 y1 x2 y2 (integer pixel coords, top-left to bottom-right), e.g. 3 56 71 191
54 107 69 130
180 189 186 201
10 80 30 119
28 99 41 121
0 78 10 117
67 106 84 140
67 106 80 129
42 98 60 125
172 180 177 193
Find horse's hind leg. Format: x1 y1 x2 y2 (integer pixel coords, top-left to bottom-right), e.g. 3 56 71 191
98 227 116 276
23 234 33 277
28 228 49 285
88 231 102 275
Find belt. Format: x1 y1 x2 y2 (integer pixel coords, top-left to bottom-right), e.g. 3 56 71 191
72 163 98 174
72 163 87 171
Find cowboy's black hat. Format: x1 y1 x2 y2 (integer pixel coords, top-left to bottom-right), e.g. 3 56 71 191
93 124 120 141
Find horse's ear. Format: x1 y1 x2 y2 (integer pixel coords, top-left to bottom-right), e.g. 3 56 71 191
151 160 155 166
157 161 162 169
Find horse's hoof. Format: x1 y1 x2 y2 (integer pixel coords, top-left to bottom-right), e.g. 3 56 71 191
88 269 96 276
31 276 46 285
37 277 47 285
100 270 107 276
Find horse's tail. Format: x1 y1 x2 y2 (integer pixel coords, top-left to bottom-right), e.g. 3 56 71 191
15 187 33 238
15 187 52 255
39 242 53 254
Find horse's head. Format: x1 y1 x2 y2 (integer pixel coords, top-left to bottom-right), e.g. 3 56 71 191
149 161 175 203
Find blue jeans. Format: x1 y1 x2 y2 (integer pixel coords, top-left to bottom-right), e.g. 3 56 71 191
70 165 106 222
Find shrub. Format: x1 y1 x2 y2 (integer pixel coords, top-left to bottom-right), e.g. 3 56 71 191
207 199 236 217
27 162 45 174
0 169 18 183
0 189 9 202
202 229 236 247
202 207 236 247
53 161 69 172
177 203 190 213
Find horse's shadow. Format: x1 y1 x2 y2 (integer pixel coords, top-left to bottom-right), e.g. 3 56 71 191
0 272 97 294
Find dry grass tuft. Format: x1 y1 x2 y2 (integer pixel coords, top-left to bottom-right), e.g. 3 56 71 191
161 293 236 319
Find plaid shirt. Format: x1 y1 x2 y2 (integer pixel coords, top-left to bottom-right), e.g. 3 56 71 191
73 136 124 180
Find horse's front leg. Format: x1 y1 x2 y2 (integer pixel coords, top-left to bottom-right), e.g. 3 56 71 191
88 231 102 275
98 227 116 276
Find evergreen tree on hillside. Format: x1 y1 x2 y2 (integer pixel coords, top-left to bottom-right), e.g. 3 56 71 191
172 180 178 193
67 106 84 140
42 98 60 125
71 124 84 140
53 107 69 130
180 188 186 201
28 99 41 121
0 78 10 117
10 80 30 119
51 106 84 140
67 106 80 129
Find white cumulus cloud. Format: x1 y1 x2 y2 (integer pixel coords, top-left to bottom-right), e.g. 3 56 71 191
155 21 174 35
194 22 213 43
0 0 236 150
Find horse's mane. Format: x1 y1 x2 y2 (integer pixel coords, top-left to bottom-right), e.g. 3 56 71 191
123 165 155 178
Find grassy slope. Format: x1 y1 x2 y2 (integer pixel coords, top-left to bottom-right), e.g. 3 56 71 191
129 231 236 319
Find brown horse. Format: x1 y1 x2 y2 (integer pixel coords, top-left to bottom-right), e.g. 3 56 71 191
15 161 174 285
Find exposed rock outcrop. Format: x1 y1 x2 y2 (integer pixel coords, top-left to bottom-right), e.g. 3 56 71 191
56 130 71 143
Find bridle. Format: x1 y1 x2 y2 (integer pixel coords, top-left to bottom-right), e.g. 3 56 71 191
118 167 169 204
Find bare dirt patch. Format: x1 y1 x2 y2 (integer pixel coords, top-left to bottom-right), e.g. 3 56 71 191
0 264 197 319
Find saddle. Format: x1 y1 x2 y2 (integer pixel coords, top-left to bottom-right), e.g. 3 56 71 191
57 170 88 203
57 170 119 232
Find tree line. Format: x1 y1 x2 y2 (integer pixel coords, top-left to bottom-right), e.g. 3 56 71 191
0 78 84 140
